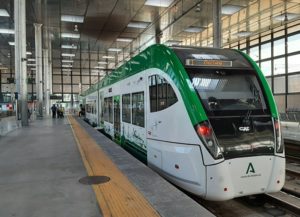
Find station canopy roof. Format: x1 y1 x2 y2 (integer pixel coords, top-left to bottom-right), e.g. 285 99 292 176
0 0 300 75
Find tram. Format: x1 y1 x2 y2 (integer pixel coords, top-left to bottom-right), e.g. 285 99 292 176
81 44 285 201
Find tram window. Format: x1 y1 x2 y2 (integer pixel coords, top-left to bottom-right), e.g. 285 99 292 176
149 75 178 112
132 92 144 127
122 94 131 123
108 97 113 123
86 102 96 114
103 98 108 121
86 104 91 113
149 75 157 112
157 76 167 110
104 97 113 123
188 69 268 114
100 93 104 121
90 100 96 114
93 103 97 114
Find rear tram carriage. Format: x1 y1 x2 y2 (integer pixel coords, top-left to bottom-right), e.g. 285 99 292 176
81 44 285 201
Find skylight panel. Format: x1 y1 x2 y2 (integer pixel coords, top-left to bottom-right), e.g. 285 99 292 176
61 15 84 23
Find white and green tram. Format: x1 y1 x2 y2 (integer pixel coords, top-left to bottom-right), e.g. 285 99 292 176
81 44 285 201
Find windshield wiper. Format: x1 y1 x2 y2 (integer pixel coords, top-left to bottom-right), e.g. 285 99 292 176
242 110 252 126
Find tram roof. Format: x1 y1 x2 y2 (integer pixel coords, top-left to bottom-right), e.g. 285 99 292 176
171 46 252 69
81 44 253 97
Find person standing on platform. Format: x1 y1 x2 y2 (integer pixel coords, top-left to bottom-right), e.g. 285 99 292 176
56 104 60 118
51 104 57 118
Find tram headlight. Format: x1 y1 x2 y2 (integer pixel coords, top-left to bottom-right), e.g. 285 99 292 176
274 118 284 153
195 121 223 159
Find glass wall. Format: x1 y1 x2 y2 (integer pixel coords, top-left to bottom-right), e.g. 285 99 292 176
51 47 110 106
233 21 300 112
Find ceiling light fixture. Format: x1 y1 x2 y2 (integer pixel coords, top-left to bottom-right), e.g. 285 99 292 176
195 3 201 12
128 21 150 29
26 51 32 55
222 4 244 15
116 38 134 42
0 28 14 34
235 31 252 37
8 41 15 46
273 13 300 21
61 33 80 39
27 58 36 62
61 44 77 49
27 64 36 66
61 15 84 23
98 61 108 64
62 53 75 57
102 56 114 59
184 26 205 33
165 39 182 45
145 0 173 7
0 9 9 17
108 48 122 52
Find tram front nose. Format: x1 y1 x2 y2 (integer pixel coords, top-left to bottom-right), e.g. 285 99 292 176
205 156 284 201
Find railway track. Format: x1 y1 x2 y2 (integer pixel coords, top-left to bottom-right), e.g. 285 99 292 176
192 193 299 217
285 139 300 161
265 192 299 215
284 140 300 198
192 191 299 217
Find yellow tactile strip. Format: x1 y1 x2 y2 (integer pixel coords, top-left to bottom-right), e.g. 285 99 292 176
68 116 160 217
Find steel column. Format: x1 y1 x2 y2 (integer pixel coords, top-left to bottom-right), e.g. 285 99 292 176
48 39 53 95
14 0 28 126
212 0 222 48
43 49 50 115
34 23 43 117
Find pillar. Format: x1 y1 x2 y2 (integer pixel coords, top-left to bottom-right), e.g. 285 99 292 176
43 49 50 115
14 0 28 126
48 38 52 95
43 0 51 116
34 23 43 117
213 0 222 48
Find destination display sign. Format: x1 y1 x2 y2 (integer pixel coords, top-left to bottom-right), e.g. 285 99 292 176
185 59 233 67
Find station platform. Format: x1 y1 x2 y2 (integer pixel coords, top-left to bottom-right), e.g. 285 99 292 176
0 116 214 217
0 115 20 136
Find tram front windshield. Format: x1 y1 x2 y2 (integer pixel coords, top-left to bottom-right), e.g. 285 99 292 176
187 68 275 159
188 68 268 115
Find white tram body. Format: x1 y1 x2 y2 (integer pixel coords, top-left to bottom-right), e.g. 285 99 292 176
81 45 285 201
84 92 98 126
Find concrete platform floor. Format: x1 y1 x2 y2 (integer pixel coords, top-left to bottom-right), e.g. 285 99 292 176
0 116 21 136
0 117 100 217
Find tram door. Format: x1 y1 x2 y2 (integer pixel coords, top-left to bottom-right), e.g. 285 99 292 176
113 95 121 140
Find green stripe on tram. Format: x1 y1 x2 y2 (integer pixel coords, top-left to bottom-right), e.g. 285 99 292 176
81 44 208 126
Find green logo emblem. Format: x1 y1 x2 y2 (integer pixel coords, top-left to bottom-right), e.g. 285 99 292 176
246 163 255 174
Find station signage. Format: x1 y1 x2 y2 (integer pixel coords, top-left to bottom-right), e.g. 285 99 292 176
50 95 63 100
186 59 232 67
